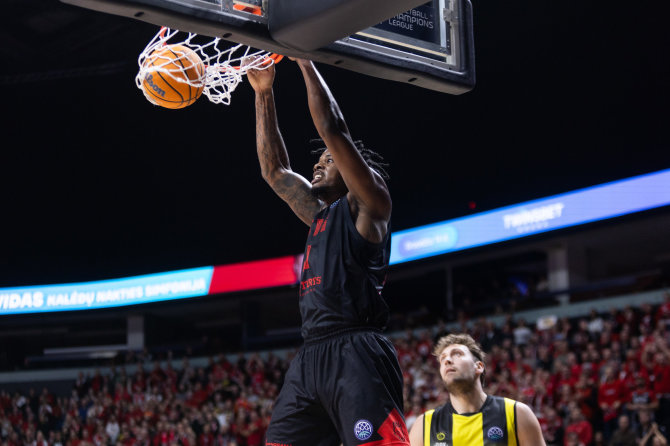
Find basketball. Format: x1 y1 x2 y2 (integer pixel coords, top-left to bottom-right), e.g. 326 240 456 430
141 44 205 109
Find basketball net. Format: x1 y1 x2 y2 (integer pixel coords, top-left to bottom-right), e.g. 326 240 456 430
136 27 281 106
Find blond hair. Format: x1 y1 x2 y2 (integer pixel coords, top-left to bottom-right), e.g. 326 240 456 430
433 333 487 385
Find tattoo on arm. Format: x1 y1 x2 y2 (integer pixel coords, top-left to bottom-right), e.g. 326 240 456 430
272 173 322 225
255 91 289 176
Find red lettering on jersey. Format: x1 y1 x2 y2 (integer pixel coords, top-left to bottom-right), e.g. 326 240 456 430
299 276 322 296
313 218 328 236
303 245 311 270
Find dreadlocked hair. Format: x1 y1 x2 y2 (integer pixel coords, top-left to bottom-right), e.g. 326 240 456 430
310 138 390 181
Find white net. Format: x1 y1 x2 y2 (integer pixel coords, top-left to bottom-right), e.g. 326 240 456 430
136 27 280 106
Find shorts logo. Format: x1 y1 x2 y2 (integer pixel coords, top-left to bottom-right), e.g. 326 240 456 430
487 426 504 441
354 419 373 441
436 432 446 441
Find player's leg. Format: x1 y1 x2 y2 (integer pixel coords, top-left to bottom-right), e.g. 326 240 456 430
265 349 340 446
315 331 410 446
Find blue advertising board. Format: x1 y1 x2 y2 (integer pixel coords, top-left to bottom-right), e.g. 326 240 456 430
390 168 670 264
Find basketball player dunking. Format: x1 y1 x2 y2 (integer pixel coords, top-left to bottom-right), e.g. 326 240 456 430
247 59 410 446
409 334 545 446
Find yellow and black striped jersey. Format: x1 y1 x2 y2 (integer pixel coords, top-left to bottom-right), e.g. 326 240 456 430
421 395 518 446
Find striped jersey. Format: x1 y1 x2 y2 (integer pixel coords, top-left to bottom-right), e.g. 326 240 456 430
421 395 518 446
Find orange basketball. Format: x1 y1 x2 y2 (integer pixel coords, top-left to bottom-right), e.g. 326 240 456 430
141 44 205 109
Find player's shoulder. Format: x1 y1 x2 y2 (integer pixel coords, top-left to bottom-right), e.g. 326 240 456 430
514 401 534 415
513 400 542 427
491 397 535 422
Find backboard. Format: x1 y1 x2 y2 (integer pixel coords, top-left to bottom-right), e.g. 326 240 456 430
61 0 475 94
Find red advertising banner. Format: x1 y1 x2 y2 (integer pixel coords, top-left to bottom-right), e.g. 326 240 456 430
208 255 302 294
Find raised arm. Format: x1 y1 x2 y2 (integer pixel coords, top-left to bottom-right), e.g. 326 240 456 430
247 64 322 226
295 60 391 240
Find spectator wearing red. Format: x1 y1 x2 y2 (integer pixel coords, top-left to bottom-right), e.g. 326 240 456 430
598 365 625 441
619 353 641 391
242 410 265 446
650 349 670 396
148 362 166 389
186 383 209 409
564 406 593 446
90 370 104 394
114 382 132 405
555 363 578 391
163 362 178 394
34 430 49 446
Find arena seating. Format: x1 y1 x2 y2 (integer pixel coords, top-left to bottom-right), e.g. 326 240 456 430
0 296 669 446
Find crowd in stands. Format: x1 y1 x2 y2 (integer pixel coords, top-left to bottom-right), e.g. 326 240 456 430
1 294 669 446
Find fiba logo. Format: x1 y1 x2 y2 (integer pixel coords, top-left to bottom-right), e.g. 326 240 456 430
487 426 504 441
354 419 373 441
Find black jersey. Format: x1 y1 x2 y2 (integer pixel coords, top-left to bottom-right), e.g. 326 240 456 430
298 195 391 340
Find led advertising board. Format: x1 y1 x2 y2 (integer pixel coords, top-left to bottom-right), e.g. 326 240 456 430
390 168 670 264
2 169 668 314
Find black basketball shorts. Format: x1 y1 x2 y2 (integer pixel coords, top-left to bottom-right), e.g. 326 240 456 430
264 329 410 446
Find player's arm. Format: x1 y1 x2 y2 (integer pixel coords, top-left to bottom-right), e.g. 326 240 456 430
515 402 546 446
408 414 424 446
248 64 322 226
295 59 391 241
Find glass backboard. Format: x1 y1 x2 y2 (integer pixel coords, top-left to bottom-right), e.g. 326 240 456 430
61 0 475 94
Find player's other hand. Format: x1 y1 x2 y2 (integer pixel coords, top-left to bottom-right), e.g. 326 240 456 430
247 61 275 92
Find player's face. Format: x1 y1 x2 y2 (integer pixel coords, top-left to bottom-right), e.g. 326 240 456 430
438 344 482 391
311 150 346 198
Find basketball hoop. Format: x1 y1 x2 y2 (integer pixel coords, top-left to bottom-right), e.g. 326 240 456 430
136 27 283 106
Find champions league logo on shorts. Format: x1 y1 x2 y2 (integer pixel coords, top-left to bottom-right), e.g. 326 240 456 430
487 426 504 441
354 419 373 441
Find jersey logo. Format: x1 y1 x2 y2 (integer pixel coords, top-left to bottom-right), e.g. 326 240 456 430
487 426 504 441
354 420 373 441
436 432 446 441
